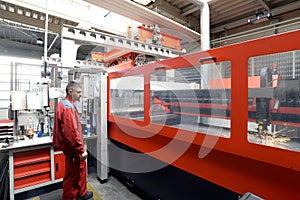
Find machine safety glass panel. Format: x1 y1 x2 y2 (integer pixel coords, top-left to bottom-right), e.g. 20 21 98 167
247 50 300 152
110 75 144 120
150 62 231 137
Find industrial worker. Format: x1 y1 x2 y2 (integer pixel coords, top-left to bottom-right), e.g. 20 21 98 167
53 81 93 200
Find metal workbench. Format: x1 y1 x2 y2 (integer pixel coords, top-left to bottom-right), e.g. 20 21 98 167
0 135 63 200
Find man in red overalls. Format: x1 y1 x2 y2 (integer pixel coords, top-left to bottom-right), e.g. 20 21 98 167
53 81 93 200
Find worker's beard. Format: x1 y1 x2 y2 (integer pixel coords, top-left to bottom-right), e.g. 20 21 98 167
71 95 80 102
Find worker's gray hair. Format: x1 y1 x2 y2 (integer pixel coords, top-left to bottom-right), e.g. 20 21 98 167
66 80 81 94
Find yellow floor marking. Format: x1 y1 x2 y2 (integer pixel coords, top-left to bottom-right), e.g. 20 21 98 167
29 182 101 200
87 182 103 200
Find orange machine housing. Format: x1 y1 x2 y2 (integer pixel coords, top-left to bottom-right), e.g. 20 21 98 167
136 26 182 50
91 51 104 62
92 49 135 72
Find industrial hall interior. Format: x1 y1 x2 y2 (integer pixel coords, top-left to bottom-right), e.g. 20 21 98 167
1 0 300 199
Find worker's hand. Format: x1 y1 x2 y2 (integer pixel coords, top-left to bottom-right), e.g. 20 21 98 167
81 150 88 160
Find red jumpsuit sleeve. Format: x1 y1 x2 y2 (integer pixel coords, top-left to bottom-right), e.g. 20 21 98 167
53 107 62 149
61 108 85 155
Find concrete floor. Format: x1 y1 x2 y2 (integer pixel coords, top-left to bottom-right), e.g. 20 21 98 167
20 166 142 200
87 166 142 200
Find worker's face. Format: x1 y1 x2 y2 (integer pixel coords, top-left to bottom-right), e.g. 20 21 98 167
69 87 82 102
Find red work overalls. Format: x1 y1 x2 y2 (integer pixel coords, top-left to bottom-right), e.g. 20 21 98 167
53 97 87 200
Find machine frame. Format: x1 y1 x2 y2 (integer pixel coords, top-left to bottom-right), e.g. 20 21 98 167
107 29 300 199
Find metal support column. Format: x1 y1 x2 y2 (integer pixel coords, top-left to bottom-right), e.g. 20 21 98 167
96 72 108 181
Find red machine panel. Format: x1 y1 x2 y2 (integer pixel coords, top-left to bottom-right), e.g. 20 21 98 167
107 30 300 199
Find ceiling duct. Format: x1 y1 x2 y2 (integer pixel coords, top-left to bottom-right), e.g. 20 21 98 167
84 0 200 45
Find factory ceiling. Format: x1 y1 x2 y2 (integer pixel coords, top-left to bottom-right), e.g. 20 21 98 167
0 0 299 60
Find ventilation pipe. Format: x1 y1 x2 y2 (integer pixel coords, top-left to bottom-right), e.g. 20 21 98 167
42 0 49 77
189 0 210 50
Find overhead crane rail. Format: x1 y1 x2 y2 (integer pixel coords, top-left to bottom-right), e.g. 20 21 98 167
61 25 185 59
45 56 106 69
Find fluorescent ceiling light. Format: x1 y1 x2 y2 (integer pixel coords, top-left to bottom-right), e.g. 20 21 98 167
36 38 43 45
248 13 272 24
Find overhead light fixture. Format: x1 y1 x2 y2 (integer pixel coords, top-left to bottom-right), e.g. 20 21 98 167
36 38 43 45
133 0 155 6
248 12 272 24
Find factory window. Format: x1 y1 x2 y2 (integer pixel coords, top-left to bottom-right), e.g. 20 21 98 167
0 62 11 119
247 50 300 152
110 75 144 120
150 61 231 138
0 60 43 119
15 63 43 90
